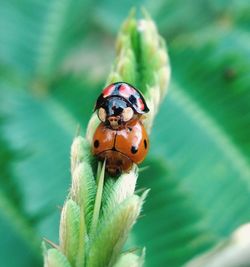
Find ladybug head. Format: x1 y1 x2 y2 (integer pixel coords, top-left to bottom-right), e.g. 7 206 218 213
97 97 135 129
94 82 149 128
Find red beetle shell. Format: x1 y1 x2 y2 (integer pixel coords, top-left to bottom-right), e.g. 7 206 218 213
92 119 149 176
94 82 149 114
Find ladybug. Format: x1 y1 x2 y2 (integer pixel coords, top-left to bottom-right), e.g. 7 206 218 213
92 82 150 176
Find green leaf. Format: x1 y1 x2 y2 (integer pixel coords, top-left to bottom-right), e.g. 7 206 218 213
0 191 42 266
133 159 217 267
170 25 250 161
0 0 93 80
49 75 102 126
207 0 250 30
0 117 23 210
0 81 77 239
147 0 215 37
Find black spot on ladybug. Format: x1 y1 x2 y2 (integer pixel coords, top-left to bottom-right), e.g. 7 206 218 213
131 146 138 154
144 139 147 149
94 140 99 148
129 95 137 105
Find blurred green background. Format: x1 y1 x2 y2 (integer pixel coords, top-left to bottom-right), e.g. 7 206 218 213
0 0 250 266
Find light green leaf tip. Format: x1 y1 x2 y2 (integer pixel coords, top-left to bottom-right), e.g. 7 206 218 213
59 199 83 267
44 248 71 267
114 248 145 267
70 161 96 232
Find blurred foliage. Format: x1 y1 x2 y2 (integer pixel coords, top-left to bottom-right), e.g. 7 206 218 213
0 0 249 267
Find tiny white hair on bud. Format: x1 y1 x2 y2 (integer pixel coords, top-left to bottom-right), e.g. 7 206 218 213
114 165 138 204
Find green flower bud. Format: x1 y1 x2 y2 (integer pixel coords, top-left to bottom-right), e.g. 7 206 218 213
44 9 170 267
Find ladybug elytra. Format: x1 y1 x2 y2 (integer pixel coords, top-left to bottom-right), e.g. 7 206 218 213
92 82 149 176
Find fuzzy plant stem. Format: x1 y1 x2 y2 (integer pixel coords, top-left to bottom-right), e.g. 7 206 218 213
43 9 170 267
